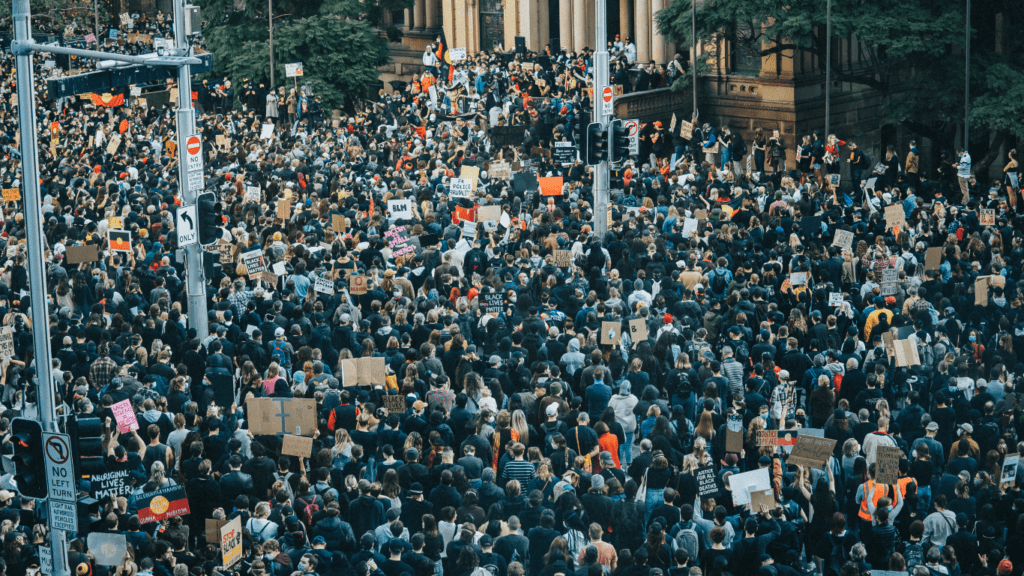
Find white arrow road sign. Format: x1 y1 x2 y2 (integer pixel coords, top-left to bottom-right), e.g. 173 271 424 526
177 205 198 247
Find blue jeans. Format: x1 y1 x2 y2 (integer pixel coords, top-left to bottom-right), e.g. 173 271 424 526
671 145 685 169
621 432 635 465
917 485 931 517
721 147 731 170
644 488 665 529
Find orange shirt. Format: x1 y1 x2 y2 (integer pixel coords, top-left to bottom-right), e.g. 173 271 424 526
598 433 621 468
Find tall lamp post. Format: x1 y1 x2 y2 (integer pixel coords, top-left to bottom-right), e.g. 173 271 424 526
964 0 970 149
824 0 831 139
691 0 697 122
269 0 274 87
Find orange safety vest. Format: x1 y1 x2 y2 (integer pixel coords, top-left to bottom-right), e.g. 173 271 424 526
896 476 916 499
858 479 892 521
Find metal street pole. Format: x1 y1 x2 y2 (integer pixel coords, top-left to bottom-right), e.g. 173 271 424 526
593 0 609 239
12 4 67 575
824 0 831 139
93 0 99 45
964 0 970 149
269 0 274 87
173 0 209 341
691 0 697 122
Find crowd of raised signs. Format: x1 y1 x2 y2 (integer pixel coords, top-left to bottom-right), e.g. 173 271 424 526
0 9 1023 576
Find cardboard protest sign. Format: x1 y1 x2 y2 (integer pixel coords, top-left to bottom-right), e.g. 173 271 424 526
244 185 260 203
241 250 267 276
111 399 139 434
870 571 908 576
220 516 243 568
450 178 474 198
106 134 121 155
874 445 901 485
313 275 334 295
477 205 501 223
66 244 99 264
1 188 20 202
137 485 190 523
749 488 776 512
679 119 693 140
388 199 413 219
882 269 898 284
981 209 996 226
893 339 920 367
728 468 770 506
757 429 778 447
880 282 897 296
108 229 131 252
245 397 317 436
787 436 837 468
832 229 854 250
828 174 841 187
0 328 13 360
829 293 843 307
277 199 291 220
490 162 511 180
553 250 573 267
281 434 314 458
629 319 649 349
726 413 744 452
539 176 564 196
696 466 720 500
884 204 906 229
383 395 405 414
349 275 368 295
354 357 386 385
332 214 346 233
460 165 480 181
882 332 896 359
925 247 943 271
206 518 228 544
1002 454 1020 485
212 242 233 265
482 292 504 315
90 470 132 498
601 321 621 345
87 533 127 566
260 271 278 286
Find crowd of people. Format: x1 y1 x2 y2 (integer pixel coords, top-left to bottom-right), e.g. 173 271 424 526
0 9 1022 576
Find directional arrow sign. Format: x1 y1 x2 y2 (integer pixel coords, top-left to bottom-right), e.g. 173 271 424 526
177 205 198 247
43 432 76 503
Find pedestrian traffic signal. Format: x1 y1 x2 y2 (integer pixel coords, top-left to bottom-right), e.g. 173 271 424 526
10 418 45 499
610 119 630 164
197 192 223 246
586 122 608 166
68 415 106 478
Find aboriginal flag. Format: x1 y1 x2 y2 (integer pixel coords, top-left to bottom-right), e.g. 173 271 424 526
89 92 125 107
137 485 190 524
435 31 452 66
108 229 131 252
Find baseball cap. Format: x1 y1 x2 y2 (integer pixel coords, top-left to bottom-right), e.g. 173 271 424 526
490 355 502 365
546 403 558 417
312 536 326 545
926 421 939 432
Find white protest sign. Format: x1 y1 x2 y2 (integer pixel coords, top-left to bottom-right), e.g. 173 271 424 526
829 292 843 307
450 178 474 198
284 62 303 77
245 186 261 202
388 199 412 219
260 124 274 139
313 275 334 295
449 48 467 61
728 467 771 506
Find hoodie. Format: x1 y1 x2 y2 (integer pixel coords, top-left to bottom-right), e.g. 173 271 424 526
560 339 585 376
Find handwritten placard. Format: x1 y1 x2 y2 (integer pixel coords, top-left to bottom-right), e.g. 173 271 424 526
111 399 139 434
925 247 943 271
787 435 837 469
757 429 778 447
874 445 901 484
749 488 776 512
1 188 20 202
884 204 906 229
981 209 996 226
832 229 854 250
829 292 843 307
553 250 573 267
349 275 368 295
281 434 314 458
629 318 648 349
450 178 474 198
313 275 334 295
696 466 720 500
728 468 770 506
384 395 405 414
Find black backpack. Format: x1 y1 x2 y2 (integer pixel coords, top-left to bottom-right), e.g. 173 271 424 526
711 270 729 294
825 534 848 576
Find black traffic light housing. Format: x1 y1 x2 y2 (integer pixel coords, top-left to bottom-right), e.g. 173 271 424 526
197 192 222 246
69 415 107 478
610 119 631 164
586 122 607 166
11 418 45 499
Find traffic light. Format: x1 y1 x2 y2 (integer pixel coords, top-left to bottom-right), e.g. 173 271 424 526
69 415 106 478
10 418 45 499
197 192 223 246
610 119 631 164
586 122 607 166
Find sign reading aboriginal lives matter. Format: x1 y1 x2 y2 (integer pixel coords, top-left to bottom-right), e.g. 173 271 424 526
90 469 132 498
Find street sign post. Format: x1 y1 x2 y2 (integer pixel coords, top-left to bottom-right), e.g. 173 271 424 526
48 500 77 532
186 135 204 193
625 119 640 155
176 204 198 247
43 432 75 502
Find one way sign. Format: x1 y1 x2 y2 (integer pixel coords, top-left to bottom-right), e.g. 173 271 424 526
177 205 198 247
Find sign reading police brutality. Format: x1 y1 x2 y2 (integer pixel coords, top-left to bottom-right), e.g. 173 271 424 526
241 250 267 275
137 485 190 523
696 466 720 499
450 178 474 198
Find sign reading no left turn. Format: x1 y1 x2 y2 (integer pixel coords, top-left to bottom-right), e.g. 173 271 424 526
44 432 76 502
177 205 198 247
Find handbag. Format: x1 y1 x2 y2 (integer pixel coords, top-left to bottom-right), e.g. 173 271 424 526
636 470 649 505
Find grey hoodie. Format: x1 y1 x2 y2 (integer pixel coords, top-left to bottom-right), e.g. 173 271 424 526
560 339 585 376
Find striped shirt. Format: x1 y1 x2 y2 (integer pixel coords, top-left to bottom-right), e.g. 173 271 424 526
500 459 536 488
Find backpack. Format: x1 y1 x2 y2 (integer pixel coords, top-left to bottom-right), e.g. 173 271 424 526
297 495 320 526
711 270 728 295
825 534 848 576
917 341 935 370
542 421 561 456
674 522 700 559
250 519 274 544
667 370 692 399
903 542 924 568
272 339 291 367
737 138 748 158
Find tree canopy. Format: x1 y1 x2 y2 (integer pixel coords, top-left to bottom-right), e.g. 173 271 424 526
200 0 407 111
655 0 1024 172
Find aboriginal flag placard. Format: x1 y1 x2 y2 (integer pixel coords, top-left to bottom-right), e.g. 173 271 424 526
137 485 189 524
107 229 131 253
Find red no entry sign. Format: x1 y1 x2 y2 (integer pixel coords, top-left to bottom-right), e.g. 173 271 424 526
186 135 201 156
602 87 613 103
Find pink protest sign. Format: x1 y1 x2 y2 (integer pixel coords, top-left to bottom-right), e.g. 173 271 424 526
111 399 139 434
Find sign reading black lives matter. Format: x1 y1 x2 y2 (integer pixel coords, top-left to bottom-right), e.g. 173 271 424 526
696 466 721 499
483 293 504 314
240 250 267 275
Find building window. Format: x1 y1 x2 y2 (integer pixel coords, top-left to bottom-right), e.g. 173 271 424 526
479 0 504 52
731 26 761 77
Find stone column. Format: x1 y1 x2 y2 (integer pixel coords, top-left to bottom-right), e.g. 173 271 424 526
414 0 426 29
559 0 572 51
426 0 438 29
404 7 413 30
538 0 549 49
572 0 586 53
504 0 518 50
619 0 631 46
650 0 663 63
635 0 649 63
519 0 534 50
